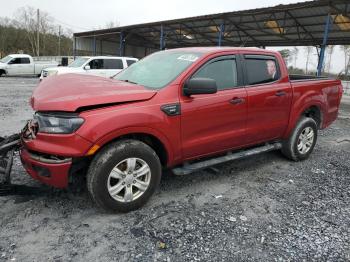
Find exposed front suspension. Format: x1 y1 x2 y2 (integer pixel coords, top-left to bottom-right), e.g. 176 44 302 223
0 134 21 192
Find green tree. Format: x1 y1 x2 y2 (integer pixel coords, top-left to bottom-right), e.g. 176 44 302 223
278 49 291 67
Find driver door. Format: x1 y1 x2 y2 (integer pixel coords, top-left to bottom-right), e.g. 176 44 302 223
86 59 105 77
180 55 248 160
6 58 23 75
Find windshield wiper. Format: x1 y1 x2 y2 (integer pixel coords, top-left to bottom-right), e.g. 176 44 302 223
119 79 139 85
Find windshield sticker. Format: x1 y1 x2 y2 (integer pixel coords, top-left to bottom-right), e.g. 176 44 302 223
177 54 199 62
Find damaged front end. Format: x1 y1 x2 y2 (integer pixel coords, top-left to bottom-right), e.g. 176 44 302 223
0 120 37 193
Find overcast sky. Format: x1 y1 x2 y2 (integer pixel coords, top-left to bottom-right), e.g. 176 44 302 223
0 0 345 73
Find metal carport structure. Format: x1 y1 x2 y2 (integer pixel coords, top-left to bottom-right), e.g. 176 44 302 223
74 0 350 75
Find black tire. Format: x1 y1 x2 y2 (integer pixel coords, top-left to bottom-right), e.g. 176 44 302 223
0 71 4 77
281 117 318 161
87 139 162 212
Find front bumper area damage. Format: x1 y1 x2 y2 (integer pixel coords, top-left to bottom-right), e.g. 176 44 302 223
19 119 93 188
20 148 72 188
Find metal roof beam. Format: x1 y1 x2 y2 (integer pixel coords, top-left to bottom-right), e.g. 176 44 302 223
225 17 263 46
285 10 317 42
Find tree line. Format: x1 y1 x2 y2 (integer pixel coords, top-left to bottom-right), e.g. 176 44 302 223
0 6 73 58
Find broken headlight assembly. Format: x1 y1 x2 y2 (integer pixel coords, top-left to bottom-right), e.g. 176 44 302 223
34 112 84 134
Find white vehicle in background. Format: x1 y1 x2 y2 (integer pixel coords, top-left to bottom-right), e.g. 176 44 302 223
40 56 138 80
0 54 58 77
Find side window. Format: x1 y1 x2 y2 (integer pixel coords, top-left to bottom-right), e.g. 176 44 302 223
103 59 123 69
192 58 238 90
89 59 104 69
245 56 280 85
126 59 136 67
21 58 30 64
10 58 21 64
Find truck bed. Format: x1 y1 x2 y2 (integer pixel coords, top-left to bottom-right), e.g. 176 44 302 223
289 74 331 82
289 75 342 130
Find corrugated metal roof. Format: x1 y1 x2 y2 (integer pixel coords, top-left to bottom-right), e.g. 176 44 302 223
74 0 350 47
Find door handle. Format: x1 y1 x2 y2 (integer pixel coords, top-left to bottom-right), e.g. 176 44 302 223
230 97 245 105
275 90 286 97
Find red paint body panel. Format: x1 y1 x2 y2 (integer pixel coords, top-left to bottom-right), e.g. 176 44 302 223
22 133 93 157
20 47 343 188
20 148 71 188
180 88 247 160
283 79 342 139
31 74 157 112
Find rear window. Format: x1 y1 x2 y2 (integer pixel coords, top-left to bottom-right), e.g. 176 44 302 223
104 59 124 69
126 60 136 67
245 55 280 85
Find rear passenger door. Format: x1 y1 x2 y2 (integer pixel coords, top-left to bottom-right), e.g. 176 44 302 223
243 54 292 144
20 57 32 75
103 59 124 77
181 55 248 159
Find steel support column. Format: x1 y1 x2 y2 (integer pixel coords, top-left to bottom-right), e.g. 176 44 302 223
160 24 165 50
317 14 332 76
119 31 125 56
73 37 77 58
93 36 97 56
218 23 225 46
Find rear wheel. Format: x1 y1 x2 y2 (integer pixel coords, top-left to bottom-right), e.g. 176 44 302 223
281 117 318 161
87 139 162 212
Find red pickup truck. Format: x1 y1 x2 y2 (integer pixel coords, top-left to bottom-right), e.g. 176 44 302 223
20 47 343 212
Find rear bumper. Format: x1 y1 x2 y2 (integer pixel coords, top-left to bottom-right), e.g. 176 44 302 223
20 148 71 188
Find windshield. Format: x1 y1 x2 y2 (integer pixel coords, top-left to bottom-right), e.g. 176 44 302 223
68 57 89 68
0 56 13 63
114 51 203 89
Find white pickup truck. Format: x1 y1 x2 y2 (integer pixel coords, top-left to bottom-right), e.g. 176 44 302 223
0 54 58 77
40 56 139 80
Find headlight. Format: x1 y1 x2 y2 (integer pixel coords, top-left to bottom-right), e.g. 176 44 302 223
34 113 84 134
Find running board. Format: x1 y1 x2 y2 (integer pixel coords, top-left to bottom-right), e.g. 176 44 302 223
172 143 282 176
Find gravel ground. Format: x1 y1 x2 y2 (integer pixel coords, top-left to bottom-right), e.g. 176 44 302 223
0 77 349 262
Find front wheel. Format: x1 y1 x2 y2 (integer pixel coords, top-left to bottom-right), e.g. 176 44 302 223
87 139 162 212
281 117 318 161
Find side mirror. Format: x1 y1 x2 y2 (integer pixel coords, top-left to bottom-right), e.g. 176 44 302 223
184 78 217 96
84 65 91 70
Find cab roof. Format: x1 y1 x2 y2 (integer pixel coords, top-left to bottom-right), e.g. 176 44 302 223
8 54 32 58
164 47 278 56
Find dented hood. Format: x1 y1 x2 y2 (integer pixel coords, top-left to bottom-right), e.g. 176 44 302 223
31 74 157 112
